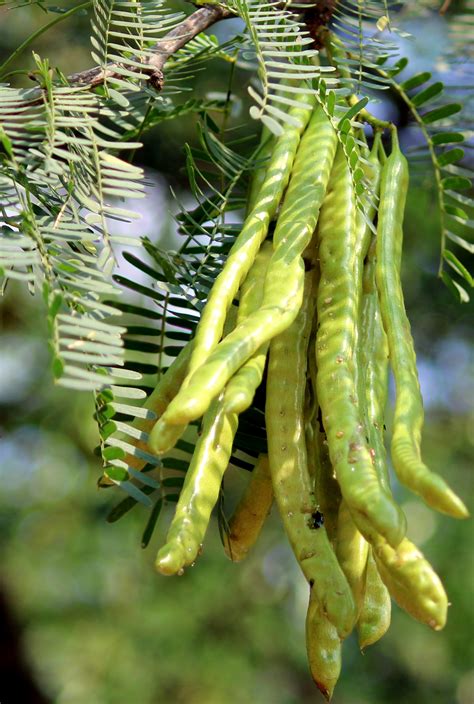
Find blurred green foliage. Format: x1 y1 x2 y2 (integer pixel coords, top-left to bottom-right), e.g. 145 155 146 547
0 3 473 703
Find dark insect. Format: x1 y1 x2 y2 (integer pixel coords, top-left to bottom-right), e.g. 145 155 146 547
310 510 325 529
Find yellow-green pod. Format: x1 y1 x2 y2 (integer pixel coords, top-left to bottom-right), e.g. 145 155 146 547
155 394 238 575
155 310 239 574
357 548 391 650
223 454 273 562
373 536 448 631
335 500 369 616
266 271 356 639
149 306 238 456
185 95 316 379
315 146 406 549
354 135 383 451
306 333 342 546
361 236 391 493
306 589 342 702
376 129 467 519
315 429 341 546
223 241 272 414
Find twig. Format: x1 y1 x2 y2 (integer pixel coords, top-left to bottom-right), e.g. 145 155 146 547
68 4 233 91
348 95 391 131
67 0 321 91
439 0 453 15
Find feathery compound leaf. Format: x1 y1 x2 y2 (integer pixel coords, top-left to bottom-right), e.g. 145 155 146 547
0 55 149 389
330 0 406 93
90 0 184 101
228 0 333 134
374 58 473 299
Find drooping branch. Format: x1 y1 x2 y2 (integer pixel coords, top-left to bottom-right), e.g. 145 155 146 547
68 4 234 90
67 1 323 92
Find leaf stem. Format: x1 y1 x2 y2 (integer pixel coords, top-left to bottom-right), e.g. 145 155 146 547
348 95 391 131
0 1 92 77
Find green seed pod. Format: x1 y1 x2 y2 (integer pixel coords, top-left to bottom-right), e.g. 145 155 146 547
266 271 356 639
185 94 316 379
223 241 273 414
357 548 391 649
376 128 468 519
306 589 342 702
373 537 448 631
335 500 369 616
315 146 406 548
360 236 391 493
223 454 273 562
155 394 238 575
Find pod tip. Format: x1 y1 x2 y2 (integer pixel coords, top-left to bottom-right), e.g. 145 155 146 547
155 545 186 576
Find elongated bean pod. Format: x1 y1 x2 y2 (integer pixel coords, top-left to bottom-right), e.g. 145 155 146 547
376 129 468 519
307 329 342 545
332 136 380 612
306 321 342 544
355 234 393 649
354 135 383 442
306 590 342 702
361 237 391 492
223 454 273 562
155 394 238 575
185 95 316 379
150 306 238 455
373 536 448 631
315 428 341 546
266 271 356 639
304 328 320 485
335 500 369 616
157 105 338 430
223 241 272 414
357 548 391 650
315 146 406 548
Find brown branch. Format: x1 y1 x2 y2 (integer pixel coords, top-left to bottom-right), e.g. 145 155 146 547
68 4 233 91
67 1 321 91
439 0 453 14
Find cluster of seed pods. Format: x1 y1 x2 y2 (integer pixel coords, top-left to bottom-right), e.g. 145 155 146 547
124 100 467 699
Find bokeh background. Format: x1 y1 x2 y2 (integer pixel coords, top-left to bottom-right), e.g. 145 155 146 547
0 2 473 703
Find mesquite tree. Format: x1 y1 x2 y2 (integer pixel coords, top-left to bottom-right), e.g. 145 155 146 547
0 1 472 698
